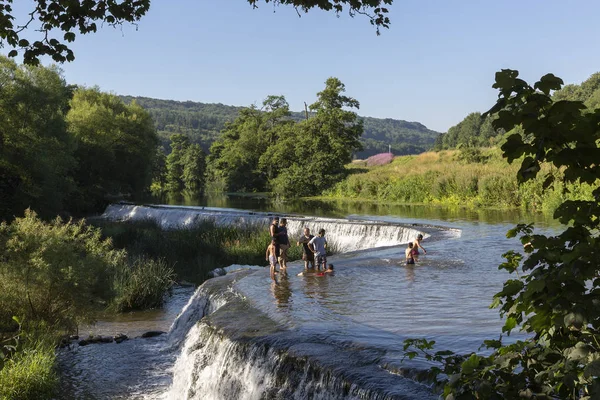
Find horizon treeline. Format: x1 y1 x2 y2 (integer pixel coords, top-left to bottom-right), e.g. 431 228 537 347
119 96 439 159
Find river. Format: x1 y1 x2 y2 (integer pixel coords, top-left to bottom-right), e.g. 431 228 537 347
57 196 558 399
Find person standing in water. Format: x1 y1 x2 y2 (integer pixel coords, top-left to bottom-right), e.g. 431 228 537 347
269 216 281 259
266 239 279 280
405 242 415 265
297 227 315 270
278 218 290 270
308 228 328 271
413 234 426 255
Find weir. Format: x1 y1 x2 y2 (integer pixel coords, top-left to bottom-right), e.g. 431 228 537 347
102 204 424 252
97 204 454 399
165 271 436 400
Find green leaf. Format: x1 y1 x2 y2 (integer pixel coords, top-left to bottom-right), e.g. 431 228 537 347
17 38 29 47
461 354 480 375
534 73 564 95
7 49 17 57
502 317 517 334
64 32 76 42
498 279 524 297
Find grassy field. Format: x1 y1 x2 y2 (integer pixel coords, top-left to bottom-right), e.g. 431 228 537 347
325 149 597 215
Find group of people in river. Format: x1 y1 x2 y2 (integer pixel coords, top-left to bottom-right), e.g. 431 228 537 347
266 216 333 280
266 215 427 280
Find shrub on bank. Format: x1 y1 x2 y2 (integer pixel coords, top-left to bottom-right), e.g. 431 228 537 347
0 339 57 400
112 257 175 312
0 210 127 332
0 323 58 400
366 152 394 167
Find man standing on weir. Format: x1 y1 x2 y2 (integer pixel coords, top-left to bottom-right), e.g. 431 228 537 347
297 227 315 270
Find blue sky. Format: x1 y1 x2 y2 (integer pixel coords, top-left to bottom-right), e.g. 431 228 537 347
5 0 600 132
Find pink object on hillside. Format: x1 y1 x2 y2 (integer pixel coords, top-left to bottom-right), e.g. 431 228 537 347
366 152 394 167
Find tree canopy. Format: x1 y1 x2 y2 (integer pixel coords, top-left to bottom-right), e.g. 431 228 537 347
206 77 364 197
0 56 160 221
0 0 393 65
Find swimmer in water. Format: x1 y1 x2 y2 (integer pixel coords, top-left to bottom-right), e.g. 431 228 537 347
405 243 415 265
413 234 426 255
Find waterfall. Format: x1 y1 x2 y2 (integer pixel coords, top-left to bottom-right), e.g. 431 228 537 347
101 204 423 252
164 276 436 400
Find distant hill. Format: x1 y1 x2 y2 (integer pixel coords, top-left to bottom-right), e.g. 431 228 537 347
119 96 440 158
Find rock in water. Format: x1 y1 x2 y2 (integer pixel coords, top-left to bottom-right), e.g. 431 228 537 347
141 331 165 338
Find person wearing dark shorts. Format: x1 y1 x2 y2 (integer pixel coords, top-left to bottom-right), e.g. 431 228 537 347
269 216 280 257
297 227 315 269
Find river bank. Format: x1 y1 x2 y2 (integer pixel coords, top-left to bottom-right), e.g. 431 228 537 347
321 149 597 215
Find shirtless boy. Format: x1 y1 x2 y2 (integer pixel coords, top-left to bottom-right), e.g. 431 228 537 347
413 234 427 255
405 243 415 265
266 239 279 280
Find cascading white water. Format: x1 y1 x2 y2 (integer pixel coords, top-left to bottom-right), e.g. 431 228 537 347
101 204 423 252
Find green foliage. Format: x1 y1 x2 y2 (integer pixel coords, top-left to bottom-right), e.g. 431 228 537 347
0 331 57 400
165 134 191 192
120 95 439 160
404 71 600 399
0 57 160 221
0 0 151 64
0 57 75 220
325 148 597 213
435 112 503 151
0 210 127 331
2 0 391 65
66 88 158 213
208 78 364 197
112 257 175 312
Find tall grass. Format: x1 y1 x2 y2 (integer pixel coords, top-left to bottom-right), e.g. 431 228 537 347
0 325 58 400
112 257 175 312
326 149 598 214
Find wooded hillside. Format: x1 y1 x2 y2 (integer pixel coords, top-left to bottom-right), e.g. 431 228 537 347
119 95 440 158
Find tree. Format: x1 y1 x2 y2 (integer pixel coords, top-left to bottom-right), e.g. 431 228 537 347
0 56 75 220
67 88 158 212
1 0 393 65
206 98 293 192
404 71 600 399
265 77 364 196
181 143 206 192
165 134 190 192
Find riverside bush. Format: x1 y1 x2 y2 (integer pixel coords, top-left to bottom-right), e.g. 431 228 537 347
112 257 175 312
0 210 127 331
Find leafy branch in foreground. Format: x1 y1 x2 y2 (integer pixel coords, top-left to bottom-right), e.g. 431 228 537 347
1 0 392 65
404 70 600 399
